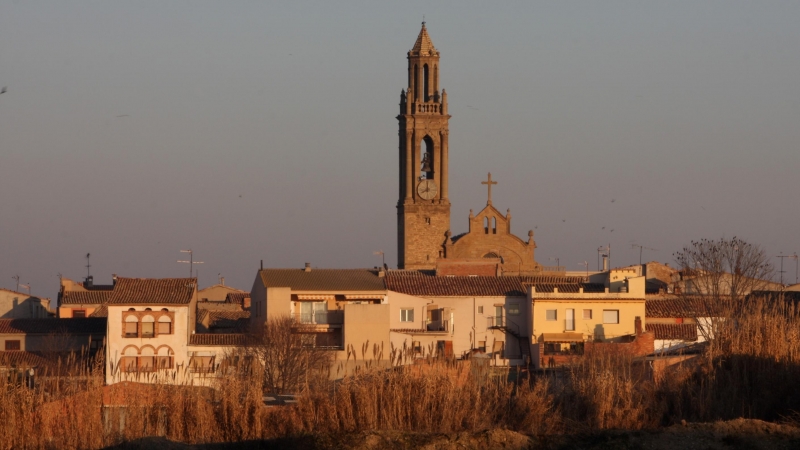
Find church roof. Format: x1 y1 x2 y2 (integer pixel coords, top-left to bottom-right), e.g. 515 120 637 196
386 271 597 297
258 269 386 292
410 23 437 56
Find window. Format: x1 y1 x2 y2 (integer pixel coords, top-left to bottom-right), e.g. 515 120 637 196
477 340 486 352
141 322 155 338
190 355 216 373
157 356 173 369
124 321 138 338
158 321 172 335
400 308 414 322
583 309 593 320
158 315 172 335
412 341 422 355
5 340 21 351
546 310 557 321
507 303 520 316
477 306 484 314
139 356 155 372
120 356 138 372
72 309 86 318
603 310 619 324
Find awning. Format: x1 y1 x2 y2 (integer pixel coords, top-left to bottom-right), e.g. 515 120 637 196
296 294 335 301
343 294 382 300
540 333 583 343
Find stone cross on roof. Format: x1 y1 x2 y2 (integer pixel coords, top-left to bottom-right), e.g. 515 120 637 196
482 172 497 205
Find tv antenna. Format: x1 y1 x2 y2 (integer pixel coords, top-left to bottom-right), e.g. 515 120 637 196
178 249 204 279
776 252 797 286
12 275 20 292
86 253 92 278
631 244 658 265
577 261 589 277
18 282 30 295
373 250 386 269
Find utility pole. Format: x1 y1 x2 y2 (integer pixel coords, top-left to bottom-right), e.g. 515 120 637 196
178 249 204 279
631 244 658 265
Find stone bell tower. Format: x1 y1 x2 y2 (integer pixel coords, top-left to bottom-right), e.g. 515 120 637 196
397 22 451 270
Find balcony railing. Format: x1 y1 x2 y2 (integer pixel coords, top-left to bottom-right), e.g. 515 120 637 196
293 310 343 325
425 319 450 332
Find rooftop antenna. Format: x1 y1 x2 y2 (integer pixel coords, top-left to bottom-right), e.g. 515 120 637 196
178 249 204 279
86 253 91 279
578 261 589 278
12 275 20 292
631 244 658 265
18 282 30 296
374 250 385 268
777 252 794 286
549 257 560 270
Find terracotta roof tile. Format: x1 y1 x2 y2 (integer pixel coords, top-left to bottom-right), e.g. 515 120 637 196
0 318 106 334
61 290 111 305
0 351 52 368
89 305 108 318
386 271 595 297
646 297 718 318
189 334 248 346
225 292 250 305
646 323 698 341
259 269 386 292
207 311 250 331
107 278 195 305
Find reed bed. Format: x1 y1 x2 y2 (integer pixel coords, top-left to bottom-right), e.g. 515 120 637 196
0 296 798 449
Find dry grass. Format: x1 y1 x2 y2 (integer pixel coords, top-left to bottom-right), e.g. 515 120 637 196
1 296 799 448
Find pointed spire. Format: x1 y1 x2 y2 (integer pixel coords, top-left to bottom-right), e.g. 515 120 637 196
410 22 438 56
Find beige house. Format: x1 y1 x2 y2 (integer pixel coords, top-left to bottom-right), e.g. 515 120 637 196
250 266 390 373
198 283 246 303
105 277 198 385
529 271 650 369
0 288 53 319
0 318 105 353
57 276 114 318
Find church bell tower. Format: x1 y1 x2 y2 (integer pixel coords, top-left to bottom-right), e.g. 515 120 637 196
397 22 451 270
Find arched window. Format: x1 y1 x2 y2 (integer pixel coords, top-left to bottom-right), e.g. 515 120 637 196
492 217 497 234
124 315 139 338
141 315 155 338
120 346 138 373
413 64 419 100
484 252 500 259
484 217 489 234
157 346 174 370
420 135 434 180
139 346 155 372
423 64 430 101
158 315 172 335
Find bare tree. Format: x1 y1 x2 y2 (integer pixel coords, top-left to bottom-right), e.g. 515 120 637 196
674 237 774 302
673 237 774 356
246 316 334 395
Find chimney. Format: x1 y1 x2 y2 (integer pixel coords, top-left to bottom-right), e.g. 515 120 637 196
634 316 642 336
378 267 386 278
112 274 118 285
602 254 609 271
84 276 93 289
304 263 311 273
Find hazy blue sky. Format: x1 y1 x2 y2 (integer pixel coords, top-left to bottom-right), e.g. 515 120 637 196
2 1 799 296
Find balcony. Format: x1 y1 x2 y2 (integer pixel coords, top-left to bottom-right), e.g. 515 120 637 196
293 310 343 325
425 319 450 333
487 316 520 338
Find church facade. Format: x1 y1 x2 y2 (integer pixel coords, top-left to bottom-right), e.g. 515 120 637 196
396 24 543 276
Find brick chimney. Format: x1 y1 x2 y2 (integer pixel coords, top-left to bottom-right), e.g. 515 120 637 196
634 316 642 336
304 263 311 273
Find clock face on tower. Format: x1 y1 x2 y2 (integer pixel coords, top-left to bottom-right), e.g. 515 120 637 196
417 179 438 200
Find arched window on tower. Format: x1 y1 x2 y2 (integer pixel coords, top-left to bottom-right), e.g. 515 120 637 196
484 217 489 234
413 64 419 101
420 136 434 180
423 64 430 102
492 217 497 234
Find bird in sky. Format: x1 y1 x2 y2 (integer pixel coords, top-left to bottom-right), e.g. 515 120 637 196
0 87 6 94
611 199 616 203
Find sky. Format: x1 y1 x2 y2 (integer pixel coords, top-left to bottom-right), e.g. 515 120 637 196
1 1 799 298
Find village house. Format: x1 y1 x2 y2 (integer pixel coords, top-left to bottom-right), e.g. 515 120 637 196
57 276 115 318
0 288 54 319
